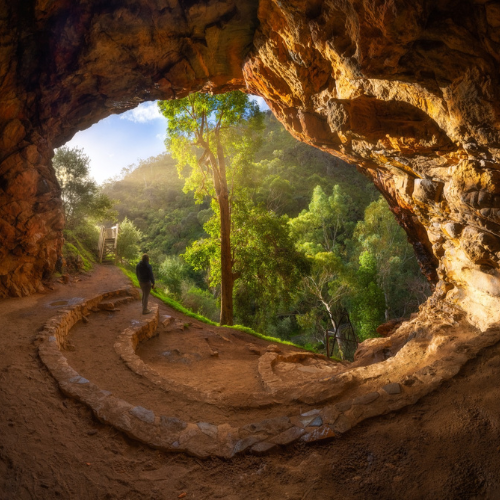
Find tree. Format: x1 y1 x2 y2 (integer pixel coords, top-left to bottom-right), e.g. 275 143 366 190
294 250 357 357
301 253 350 327
289 185 355 256
353 197 428 321
53 146 113 229
158 255 195 299
116 218 142 263
348 250 386 341
158 92 263 325
289 184 358 351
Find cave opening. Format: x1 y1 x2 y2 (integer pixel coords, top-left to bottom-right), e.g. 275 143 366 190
54 91 430 360
3 0 500 334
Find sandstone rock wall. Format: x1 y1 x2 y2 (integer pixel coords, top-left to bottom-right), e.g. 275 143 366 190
2 0 500 330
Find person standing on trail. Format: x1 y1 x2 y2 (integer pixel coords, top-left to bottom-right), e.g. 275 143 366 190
136 254 155 314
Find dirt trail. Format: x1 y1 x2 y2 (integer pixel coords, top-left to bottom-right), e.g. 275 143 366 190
1 265 500 499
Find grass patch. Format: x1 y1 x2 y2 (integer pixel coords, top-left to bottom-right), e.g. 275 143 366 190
63 229 98 269
63 242 94 272
229 324 306 349
120 266 218 325
119 266 316 352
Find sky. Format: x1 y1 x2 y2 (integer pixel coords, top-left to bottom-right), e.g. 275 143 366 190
64 96 269 184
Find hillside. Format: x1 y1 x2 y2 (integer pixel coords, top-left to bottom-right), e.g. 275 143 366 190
102 112 378 259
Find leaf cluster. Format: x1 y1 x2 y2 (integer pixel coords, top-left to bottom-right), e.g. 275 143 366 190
53 146 114 228
158 92 263 202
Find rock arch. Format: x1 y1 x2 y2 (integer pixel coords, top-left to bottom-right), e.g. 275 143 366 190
2 0 500 330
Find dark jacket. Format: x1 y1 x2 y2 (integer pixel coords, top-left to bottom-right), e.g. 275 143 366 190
136 261 155 285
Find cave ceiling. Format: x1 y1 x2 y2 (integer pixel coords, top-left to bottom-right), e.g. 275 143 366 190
1 0 500 330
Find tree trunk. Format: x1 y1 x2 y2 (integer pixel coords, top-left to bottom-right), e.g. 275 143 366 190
322 300 347 359
218 188 233 325
325 325 330 359
383 280 390 322
208 134 234 326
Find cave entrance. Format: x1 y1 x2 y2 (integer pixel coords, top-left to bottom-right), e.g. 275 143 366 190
55 92 429 361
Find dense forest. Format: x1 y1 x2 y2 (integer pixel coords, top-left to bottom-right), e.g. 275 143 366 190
95 111 429 355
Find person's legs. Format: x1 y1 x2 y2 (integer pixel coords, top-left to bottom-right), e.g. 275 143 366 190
140 282 152 313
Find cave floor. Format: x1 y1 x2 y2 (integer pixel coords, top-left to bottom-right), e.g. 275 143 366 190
1 265 500 499
63 294 331 427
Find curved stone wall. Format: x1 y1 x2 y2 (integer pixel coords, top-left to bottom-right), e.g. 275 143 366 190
37 287 500 458
2 1 500 329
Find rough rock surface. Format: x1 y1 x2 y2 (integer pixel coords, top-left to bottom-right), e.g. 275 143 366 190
243 0 500 330
2 1 500 330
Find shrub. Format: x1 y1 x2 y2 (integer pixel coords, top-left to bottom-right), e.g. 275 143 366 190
266 317 294 341
158 255 193 299
181 285 220 322
65 221 100 256
63 222 99 272
116 218 143 263
62 242 93 272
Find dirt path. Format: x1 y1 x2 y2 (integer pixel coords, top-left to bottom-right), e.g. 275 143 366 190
1 265 500 499
63 298 310 426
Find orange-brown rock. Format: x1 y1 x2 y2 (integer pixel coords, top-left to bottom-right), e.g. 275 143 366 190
1 1 500 331
243 0 500 329
376 318 405 337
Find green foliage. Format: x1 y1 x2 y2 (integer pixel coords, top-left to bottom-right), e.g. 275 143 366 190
62 242 94 272
248 114 378 217
352 198 429 323
53 146 115 274
102 112 376 263
158 91 263 202
119 266 311 350
63 220 101 264
289 185 355 255
266 317 294 339
289 186 429 347
53 146 114 229
181 286 219 323
158 255 197 299
348 251 386 341
61 219 99 273
230 201 310 299
102 153 207 260
288 185 357 346
184 198 310 331
116 218 143 262
121 265 218 324
105 109 429 353
159 91 266 325
229 323 311 350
